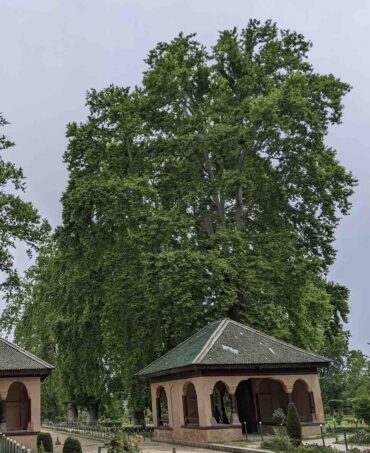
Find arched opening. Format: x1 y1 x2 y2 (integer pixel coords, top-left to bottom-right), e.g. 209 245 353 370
291 379 313 422
235 380 257 433
211 381 232 424
256 379 288 424
182 382 199 426
6 382 30 431
156 387 169 426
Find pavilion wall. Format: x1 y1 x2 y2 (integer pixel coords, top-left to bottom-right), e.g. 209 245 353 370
0 376 42 450
150 371 325 443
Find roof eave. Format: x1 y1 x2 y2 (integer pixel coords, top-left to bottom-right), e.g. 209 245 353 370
138 360 330 380
0 368 54 378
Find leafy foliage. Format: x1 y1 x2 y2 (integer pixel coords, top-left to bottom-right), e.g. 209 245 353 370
262 427 292 451
5 20 356 417
273 408 287 426
108 431 141 453
328 400 344 415
0 113 49 322
62 437 82 453
348 433 370 445
37 432 53 453
353 396 370 425
286 402 302 446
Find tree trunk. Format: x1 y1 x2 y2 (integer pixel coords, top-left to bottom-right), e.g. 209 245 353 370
133 409 145 426
87 402 99 424
227 304 241 322
67 403 78 422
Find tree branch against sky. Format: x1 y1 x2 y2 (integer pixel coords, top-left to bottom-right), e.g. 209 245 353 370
0 113 49 316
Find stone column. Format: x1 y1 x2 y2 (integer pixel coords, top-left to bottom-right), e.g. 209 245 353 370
298 375 323 423
166 386 174 428
25 380 40 432
150 383 159 427
194 380 211 427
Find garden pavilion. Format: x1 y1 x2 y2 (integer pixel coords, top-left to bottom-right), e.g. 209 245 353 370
139 318 329 443
0 338 53 449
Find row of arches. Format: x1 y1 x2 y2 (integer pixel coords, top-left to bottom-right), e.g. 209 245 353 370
0 382 31 431
156 378 315 430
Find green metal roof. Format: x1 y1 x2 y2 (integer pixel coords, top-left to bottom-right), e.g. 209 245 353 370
0 337 54 375
138 319 329 378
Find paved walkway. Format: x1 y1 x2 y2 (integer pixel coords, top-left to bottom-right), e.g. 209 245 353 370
43 429 231 453
304 435 370 451
45 428 370 453
139 441 229 453
43 429 106 453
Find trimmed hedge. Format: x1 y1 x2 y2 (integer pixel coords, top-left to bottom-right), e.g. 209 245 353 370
63 437 82 453
37 433 53 453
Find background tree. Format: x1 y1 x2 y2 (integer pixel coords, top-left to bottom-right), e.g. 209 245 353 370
353 396 370 425
0 113 48 309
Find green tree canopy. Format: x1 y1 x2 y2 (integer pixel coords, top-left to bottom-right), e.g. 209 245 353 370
6 20 356 418
0 113 48 312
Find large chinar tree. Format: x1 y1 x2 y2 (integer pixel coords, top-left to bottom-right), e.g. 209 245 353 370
6 20 355 421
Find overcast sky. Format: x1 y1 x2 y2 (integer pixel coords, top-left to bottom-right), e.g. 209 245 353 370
1 0 369 352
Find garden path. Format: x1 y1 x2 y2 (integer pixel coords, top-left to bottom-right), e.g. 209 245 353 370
304 435 370 451
43 428 231 453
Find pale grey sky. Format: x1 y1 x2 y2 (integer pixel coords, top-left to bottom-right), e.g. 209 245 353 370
1 0 369 352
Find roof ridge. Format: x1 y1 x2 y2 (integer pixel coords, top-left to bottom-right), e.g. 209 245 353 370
137 319 222 375
192 318 228 364
0 337 54 369
227 319 329 362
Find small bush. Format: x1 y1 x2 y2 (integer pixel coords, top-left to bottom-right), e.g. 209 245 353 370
262 428 291 452
37 433 53 453
273 408 287 426
108 431 141 453
347 449 370 453
329 400 344 416
348 432 370 445
63 437 82 453
262 434 340 453
296 446 339 453
286 402 302 446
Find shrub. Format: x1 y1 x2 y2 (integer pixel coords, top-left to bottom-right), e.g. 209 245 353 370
329 400 344 416
108 431 141 453
286 402 302 446
262 428 291 452
37 433 53 453
296 447 339 453
348 432 370 445
63 437 82 453
353 396 370 425
273 408 287 426
347 449 370 453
